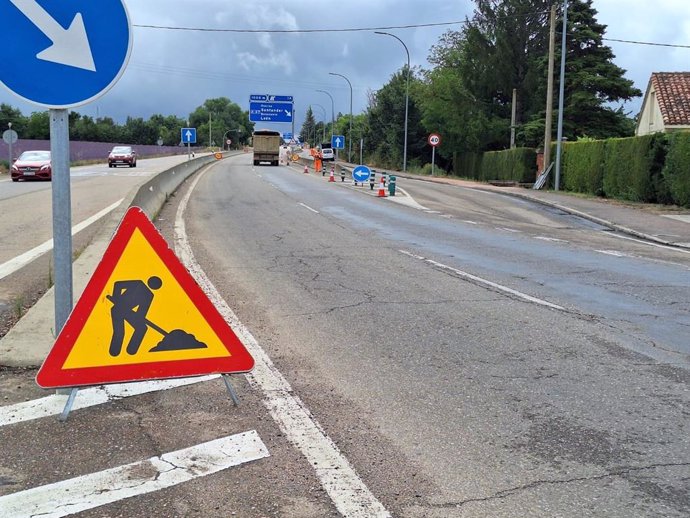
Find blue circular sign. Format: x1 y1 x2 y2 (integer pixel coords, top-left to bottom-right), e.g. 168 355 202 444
0 1 132 108
352 165 371 183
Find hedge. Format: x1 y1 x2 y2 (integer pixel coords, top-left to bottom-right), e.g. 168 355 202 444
602 135 659 202
663 132 690 207
561 140 606 195
478 147 536 183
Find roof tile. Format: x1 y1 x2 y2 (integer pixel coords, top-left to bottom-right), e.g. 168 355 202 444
651 72 690 126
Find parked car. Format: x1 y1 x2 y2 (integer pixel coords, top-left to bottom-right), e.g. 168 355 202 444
108 146 137 168
11 150 52 181
321 147 335 161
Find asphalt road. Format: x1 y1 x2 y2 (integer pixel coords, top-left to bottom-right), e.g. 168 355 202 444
0 153 688 517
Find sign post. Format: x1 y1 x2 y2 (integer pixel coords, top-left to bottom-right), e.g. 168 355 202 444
428 133 441 176
0 1 133 395
181 128 197 160
3 123 18 165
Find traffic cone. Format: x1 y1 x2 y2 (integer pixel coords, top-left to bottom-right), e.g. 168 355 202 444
329 166 335 182
377 177 386 197
304 164 309 174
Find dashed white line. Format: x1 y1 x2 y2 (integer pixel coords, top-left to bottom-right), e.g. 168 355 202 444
298 202 319 214
596 250 629 257
0 199 124 281
535 236 568 243
0 430 269 518
497 227 521 233
399 249 565 311
174 165 392 517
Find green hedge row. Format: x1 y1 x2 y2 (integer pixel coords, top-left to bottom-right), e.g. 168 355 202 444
453 132 690 207
453 148 536 183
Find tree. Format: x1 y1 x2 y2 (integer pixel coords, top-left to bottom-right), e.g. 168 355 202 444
25 111 50 139
189 97 253 147
299 106 317 146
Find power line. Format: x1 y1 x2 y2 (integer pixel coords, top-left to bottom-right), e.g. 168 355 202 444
133 21 689 50
133 21 466 33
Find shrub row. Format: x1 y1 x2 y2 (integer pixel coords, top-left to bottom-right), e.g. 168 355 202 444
453 148 536 183
453 132 690 207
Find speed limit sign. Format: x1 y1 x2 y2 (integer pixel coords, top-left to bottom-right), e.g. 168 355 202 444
428 133 441 147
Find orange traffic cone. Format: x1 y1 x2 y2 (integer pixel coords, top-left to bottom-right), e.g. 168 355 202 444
377 177 386 197
329 166 335 182
304 164 309 174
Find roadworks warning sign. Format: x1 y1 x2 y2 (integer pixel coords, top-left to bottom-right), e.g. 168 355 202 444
36 207 254 388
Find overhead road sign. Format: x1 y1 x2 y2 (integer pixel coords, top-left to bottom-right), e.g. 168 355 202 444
181 127 197 144
1 0 132 108
250 94 293 103
36 207 255 388
249 102 293 123
331 135 345 149
352 165 371 184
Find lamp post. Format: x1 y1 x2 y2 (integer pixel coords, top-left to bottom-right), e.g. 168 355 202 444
329 72 352 163
316 89 335 139
223 128 241 150
375 31 410 173
555 0 568 191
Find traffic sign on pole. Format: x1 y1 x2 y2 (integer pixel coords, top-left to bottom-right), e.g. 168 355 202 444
181 128 197 144
428 133 441 147
0 0 132 108
352 165 371 184
2 129 18 144
331 135 345 149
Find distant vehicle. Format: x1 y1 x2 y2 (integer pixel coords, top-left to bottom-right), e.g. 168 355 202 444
252 129 281 166
11 150 52 181
108 146 137 168
321 148 335 162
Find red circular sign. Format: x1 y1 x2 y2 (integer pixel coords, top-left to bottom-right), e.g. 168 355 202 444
428 133 441 147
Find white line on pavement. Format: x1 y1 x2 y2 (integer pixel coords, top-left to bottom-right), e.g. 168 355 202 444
298 202 319 214
0 430 269 518
399 249 565 311
0 376 218 427
0 199 124 281
174 164 392 518
606 231 690 254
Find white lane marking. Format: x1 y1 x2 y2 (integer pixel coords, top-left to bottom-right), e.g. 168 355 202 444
298 202 319 214
0 376 218 427
0 430 269 518
497 227 521 233
535 236 568 243
596 250 628 257
399 249 565 311
175 166 392 518
462 220 479 225
0 199 123 281
606 231 690 255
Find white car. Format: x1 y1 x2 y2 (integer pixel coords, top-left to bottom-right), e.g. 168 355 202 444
321 148 335 161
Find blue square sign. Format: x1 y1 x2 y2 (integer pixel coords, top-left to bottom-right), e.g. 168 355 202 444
331 135 345 149
181 128 196 144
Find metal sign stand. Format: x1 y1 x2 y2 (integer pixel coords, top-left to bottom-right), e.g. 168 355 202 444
57 377 241 421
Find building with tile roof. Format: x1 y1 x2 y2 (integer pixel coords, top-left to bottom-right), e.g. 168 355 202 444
636 72 690 136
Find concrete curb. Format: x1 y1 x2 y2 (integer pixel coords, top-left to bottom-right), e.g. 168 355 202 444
0 152 237 368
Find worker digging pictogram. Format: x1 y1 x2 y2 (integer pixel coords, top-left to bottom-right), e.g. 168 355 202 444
107 276 207 357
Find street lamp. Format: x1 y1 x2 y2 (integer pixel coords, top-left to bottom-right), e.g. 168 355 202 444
223 128 241 150
376 31 410 173
316 89 335 139
328 72 353 163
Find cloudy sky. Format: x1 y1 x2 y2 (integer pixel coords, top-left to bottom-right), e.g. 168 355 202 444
1 0 688 135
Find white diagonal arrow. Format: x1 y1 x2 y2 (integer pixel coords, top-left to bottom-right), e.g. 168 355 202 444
10 0 96 71
285 110 291 117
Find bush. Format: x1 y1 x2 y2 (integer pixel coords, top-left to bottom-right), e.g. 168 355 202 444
602 136 657 202
561 140 606 195
479 147 536 183
453 151 482 179
663 132 690 207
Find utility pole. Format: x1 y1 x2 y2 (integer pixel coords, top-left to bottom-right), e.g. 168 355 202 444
544 4 557 171
555 0 568 191
510 88 517 149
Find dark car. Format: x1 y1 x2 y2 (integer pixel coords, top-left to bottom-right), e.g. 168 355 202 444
11 150 52 181
108 146 137 168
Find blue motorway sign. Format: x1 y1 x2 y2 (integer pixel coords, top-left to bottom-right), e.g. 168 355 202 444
282 132 293 140
249 102 294 123
1 0 132 108
250 94 293 103
181 128 197 144
352 165 371 184
331 135 345 149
